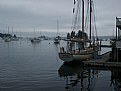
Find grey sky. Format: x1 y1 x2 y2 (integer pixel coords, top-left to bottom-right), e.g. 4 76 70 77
0 0 121 36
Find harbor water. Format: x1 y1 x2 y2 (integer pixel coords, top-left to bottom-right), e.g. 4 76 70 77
0 39 120 91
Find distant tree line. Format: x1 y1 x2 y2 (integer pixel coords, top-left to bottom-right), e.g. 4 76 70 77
0 33 17 38
67 30 88 39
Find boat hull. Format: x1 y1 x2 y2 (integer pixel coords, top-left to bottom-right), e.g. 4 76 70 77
30 39 41 43
59 53 93 62
3 37 11 42
54 41 59 44
54 38 60 44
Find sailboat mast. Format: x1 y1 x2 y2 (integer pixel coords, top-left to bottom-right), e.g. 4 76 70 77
12 26 13 35
90 0 92 40
34 28 35 37
8 26 9 34
57 20 59 36
82 0 84 32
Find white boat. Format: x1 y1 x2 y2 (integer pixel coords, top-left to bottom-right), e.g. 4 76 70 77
54 20 60 44
11 37 19 41
30 28 41 43
11 35 19 41
58 0 99 62
3 26 12 42
30 37 41 43
54 37 60 44
3 37 11 42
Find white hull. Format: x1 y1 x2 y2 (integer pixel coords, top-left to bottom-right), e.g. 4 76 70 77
54 38 60 44
31 40 41 43
3 37 11 42
54 40 59 44
30 38 41 43
11 37 19 41
59 53 93 62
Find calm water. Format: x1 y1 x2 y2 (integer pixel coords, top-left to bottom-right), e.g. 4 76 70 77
0 39 121 91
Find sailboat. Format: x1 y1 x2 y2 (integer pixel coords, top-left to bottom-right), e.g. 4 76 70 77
30 37 41 43
11 27 19 41
3 26 11 42
54 20 60 44
58 0 99 62
30 28 41 43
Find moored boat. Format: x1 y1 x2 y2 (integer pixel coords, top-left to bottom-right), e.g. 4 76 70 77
30 28 41 43
54 36 60 44
30 37 41 43
3 37 11 42
58 0 99 62
59 45 95 62
54 20 60 44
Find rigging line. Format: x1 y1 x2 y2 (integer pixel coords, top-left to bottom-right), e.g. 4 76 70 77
74 0 81 30
72 0 81 31
57 20 59 36
91 9 94 40
71 0 76 30
72 1 79 30
77 0 81 30
85 0 90 32
92 0 98 39
91 2 95 37
91 0 95 39
71 11 75 30
92 15 95 40
92 3 96 42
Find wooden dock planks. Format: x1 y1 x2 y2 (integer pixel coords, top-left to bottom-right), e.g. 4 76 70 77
82 51 121 68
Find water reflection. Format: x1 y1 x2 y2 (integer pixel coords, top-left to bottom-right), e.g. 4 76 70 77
58 62 121 91
54 43 59 62
58 63 95 91
111 69 121 91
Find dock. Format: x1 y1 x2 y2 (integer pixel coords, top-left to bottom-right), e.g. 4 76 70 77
82 51 121 68
100 45 112 48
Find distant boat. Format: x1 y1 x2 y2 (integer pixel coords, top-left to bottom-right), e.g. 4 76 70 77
3 26 11 42
11 37 19 41
11 27 19 41
54 40 59 44
58 0 99 62
3 37 11 42
54 36 61 44
30 37 41 43
30 28 41 43
3 35 19 42
54 20 60 44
